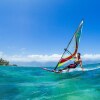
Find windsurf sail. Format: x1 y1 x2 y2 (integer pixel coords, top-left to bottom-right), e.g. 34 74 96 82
54 20 84 70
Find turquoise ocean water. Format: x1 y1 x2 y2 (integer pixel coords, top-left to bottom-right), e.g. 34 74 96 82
0 63 100 100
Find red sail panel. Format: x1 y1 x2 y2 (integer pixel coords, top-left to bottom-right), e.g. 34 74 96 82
59 40 78 64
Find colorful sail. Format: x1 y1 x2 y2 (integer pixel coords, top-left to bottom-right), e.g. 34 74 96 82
54 20 83 70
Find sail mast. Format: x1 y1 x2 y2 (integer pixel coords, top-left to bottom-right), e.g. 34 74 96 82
54 32 75 70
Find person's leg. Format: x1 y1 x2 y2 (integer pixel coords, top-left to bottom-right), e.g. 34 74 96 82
58 69 62 72
66 64 76 71
62 65 70 70
58 64 76 72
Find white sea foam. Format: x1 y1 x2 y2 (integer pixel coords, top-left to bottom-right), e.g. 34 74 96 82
84 66 100 71
71 66 100 71
57 65 100 73
67 66 100 72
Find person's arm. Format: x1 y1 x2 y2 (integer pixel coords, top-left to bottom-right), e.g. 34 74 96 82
80 60 84 71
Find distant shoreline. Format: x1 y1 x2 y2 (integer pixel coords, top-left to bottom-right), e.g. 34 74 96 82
0 64 18 67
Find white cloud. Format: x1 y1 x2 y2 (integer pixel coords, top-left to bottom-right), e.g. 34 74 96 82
0 53 61 62
0 51 100 62
82 54 100 61
11 54 61 62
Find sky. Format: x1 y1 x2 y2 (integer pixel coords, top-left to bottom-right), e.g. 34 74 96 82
0 0 100 63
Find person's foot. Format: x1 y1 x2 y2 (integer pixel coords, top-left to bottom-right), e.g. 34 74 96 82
58 69 62 72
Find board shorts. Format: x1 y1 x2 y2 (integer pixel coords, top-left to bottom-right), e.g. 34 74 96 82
67 63 78 68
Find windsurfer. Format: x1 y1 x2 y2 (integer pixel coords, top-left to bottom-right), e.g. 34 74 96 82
58 53 84 73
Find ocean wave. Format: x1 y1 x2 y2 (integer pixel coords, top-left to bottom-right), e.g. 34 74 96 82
34 89 94 100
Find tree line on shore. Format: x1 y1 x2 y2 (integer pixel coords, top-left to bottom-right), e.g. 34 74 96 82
0 58 17 66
